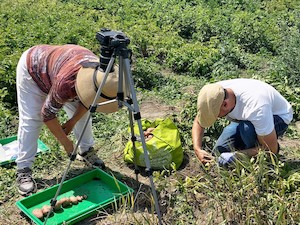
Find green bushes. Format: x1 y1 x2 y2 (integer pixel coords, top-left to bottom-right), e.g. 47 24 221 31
132 59 168 90
0 1 300 224
0 88 17 139
0 0 101 105
0 0 299 129
0 0 299 146
167 41 220 77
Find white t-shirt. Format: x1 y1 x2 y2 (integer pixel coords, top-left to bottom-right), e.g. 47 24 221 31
218 79 293 136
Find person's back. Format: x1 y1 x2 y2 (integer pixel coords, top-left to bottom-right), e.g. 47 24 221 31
218 78 293 136
27 44 98 94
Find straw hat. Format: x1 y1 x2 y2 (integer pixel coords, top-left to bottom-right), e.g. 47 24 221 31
75 66 124 113
197 83 225 128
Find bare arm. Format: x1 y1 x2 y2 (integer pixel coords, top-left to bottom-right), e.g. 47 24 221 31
45 102 88 155
192 116 214 163
45 118 74 155
62 102 88 135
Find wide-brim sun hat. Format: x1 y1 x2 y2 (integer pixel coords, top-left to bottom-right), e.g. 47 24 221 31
75 66 124 113
197 83 225 128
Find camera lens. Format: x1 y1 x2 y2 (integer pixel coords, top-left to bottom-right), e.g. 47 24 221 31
100 46 114 72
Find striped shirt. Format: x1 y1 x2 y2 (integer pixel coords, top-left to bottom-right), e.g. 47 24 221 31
26 44 98 122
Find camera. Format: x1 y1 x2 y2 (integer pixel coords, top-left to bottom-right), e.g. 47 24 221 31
96 28 130 72
96 28 130 48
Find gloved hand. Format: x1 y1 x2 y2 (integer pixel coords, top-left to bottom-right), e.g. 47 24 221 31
218 152 236 167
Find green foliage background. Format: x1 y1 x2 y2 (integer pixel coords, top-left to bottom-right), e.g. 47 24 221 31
0 0 300 224
1 0 299 147
1 0 300 119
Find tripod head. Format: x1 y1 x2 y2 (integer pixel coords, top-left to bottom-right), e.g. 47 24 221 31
96 28 130 72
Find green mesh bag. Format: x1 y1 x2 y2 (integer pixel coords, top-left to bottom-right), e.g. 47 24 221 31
124 118 183 170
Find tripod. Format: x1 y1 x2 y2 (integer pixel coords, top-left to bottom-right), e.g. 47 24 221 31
43 30 163 225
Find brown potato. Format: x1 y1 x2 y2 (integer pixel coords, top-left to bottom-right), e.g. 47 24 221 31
146 127 155 134
61 197 71 207
145 127 154 135
41 205 52 216
54 199 63 211
76 195 83 202
145 134 153 141
59 198 65 203
59 197 67 204
144 127 155 141
32 208 44 219
69 196 78 205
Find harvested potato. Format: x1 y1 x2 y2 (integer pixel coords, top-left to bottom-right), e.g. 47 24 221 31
144 127 155 136
59 197 67 204
61 197 71 207
41 205 52 216
69 196 78 205
145 134 153 141
76 195 83 202
82 194 88 200
54 199 63 211
144 127 155 141
32 208 44 219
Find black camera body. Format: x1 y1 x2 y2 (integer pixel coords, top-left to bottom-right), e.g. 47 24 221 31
96 28 130 72
96 28 130 48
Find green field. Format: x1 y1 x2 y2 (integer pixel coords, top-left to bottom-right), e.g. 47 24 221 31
0 0 300 224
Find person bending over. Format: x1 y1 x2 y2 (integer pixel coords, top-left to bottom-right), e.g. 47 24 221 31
192 78 293 166
16 44 121 195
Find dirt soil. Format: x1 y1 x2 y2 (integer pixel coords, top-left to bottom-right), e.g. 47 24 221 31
1 100 299 225
81 102 300 224
139 99 181 120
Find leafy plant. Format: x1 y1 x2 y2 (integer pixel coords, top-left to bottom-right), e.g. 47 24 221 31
0 0 300 224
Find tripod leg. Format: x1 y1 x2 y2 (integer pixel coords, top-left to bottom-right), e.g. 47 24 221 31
122 57 163 225
127 107 140 182
120 58 140 182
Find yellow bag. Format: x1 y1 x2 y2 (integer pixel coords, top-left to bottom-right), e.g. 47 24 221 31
124 118 183 170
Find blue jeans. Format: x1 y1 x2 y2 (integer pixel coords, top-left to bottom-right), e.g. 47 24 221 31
213 115 288 154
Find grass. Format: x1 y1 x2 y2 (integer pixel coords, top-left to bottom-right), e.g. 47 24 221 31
0 0 300 223
154 147 300 225
1 69 300 224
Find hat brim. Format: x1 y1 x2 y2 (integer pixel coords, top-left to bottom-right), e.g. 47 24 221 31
197 111 218 128
75 67 120 113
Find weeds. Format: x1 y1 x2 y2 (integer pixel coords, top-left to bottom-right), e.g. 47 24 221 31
0 0 300 224
155 150 300 225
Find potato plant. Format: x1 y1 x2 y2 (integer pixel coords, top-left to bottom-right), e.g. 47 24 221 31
0 0 299 224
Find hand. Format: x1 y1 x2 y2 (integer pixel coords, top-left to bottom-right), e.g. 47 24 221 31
218 152 236 166
144 127 155 136
195 149 214 164
60 137 74 155
144 127 155 141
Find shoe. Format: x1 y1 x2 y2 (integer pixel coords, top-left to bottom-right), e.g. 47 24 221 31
16 167 37 196
77 147 105 169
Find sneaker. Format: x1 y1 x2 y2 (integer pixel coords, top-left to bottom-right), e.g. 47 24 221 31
77 147 105 169
16 167 37 196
